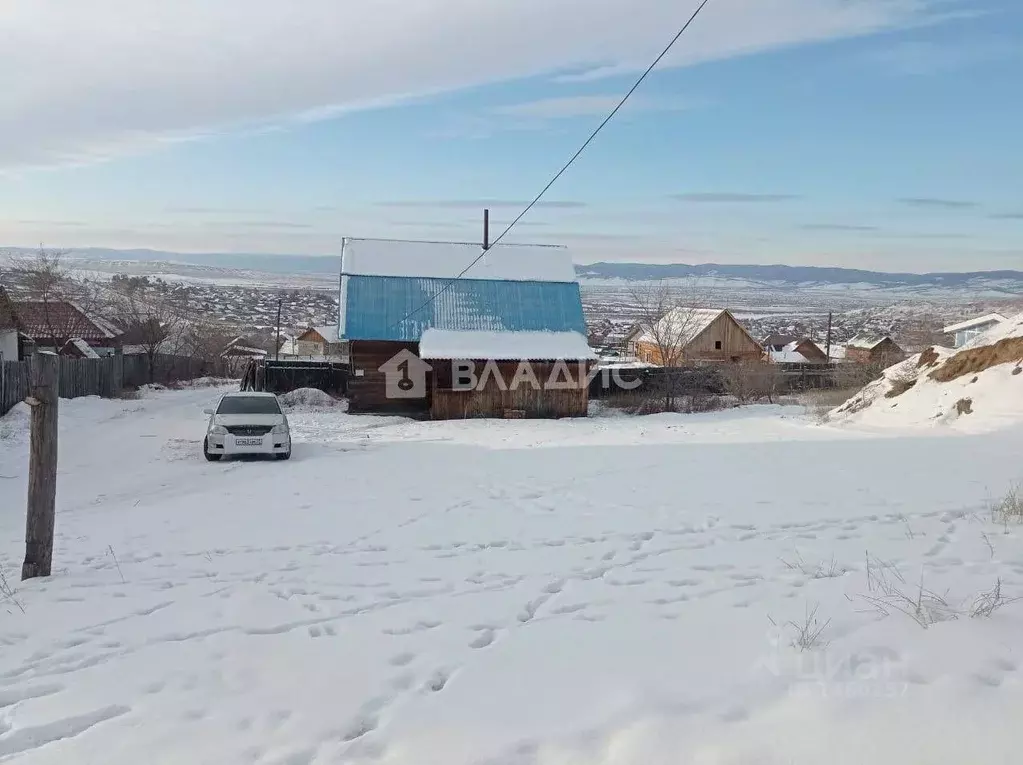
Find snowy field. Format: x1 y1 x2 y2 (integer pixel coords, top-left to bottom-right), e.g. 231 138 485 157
1 385 1022 764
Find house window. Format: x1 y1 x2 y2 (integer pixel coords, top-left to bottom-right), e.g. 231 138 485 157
714 341 722 350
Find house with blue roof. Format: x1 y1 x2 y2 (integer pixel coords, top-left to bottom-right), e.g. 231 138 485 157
338 237 595 417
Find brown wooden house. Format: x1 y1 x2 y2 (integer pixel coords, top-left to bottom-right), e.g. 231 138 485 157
295 326 347 358
845 335 905 366
625 308 763 365
765 335 828 364
339 237 594 418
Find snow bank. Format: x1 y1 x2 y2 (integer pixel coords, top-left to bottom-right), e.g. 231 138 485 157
279 387 341 410
0 401 31 442
830 312 1023 431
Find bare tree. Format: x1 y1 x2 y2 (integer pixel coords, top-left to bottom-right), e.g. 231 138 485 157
105 278 190 383
627 279 706 411
7 247 101 351
187 316 234 375
720 361 785 405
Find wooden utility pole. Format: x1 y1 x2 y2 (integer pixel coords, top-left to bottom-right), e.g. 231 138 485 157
483 208 490 251
825 311 833 363
274 296 283 361
23 352 58 581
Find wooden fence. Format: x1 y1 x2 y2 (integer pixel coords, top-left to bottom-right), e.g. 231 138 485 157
589 363 838 400
1 353 230 416
241 359 348 397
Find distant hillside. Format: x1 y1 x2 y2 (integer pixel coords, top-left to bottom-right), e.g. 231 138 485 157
576 262 1023 288
2 247 339 277
4 246 1022 291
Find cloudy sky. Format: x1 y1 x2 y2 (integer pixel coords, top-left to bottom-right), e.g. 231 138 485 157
1 0 1021 271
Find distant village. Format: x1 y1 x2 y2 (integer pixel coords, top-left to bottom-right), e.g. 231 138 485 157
1 242 1012 422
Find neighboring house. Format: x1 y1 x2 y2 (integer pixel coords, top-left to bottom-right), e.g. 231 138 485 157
338 237 595 418
0 286 20 361
275 333 299 357
221 336 269 360
295 326 347 359
12 300 122 355
767 337 828 364
59 338 101 359
845 335 905 365
625 308 763 365
942 313 1007 349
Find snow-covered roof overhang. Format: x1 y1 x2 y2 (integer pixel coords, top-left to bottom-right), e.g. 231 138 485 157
942 313 1008 334
419 329 596 361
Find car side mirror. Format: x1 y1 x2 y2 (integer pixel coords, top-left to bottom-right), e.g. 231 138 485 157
203 408 214 415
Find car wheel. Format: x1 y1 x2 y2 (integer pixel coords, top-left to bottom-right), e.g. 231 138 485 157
203 438 222 462
276 445 292 461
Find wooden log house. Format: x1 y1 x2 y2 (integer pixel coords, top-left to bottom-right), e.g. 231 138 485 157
338 238 595 418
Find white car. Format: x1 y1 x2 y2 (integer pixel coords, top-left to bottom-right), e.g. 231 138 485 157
203 391 291 462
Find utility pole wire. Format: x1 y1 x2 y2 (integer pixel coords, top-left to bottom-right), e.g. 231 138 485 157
391 0 714 329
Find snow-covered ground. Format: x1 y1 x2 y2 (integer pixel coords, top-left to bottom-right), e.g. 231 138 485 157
1 387 1022 764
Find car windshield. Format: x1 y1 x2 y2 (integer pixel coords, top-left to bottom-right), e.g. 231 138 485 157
216 396 280 415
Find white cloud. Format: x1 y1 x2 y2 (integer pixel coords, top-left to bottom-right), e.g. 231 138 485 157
1 0 960 169
865 38 1016 75
492 94 691 120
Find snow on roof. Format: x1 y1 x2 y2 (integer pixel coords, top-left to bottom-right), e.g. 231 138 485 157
636 308 745 347
763 333 800 350
846 334 891 350
311 326 340 344
419 329 596 360
960 310 1023 349
340 238 577 283
769 341 809 363
13 300 120 341
222 345 267 357
66 338 100 359
942 313 1008 334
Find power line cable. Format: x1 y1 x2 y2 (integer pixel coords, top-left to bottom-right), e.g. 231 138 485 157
391 0 714 329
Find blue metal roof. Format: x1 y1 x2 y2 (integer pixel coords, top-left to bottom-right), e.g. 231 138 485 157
341 275 588 342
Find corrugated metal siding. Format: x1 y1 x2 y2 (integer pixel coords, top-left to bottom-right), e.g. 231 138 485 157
341 276 588 342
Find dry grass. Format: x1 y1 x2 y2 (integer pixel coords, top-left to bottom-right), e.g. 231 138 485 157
929 336 1023 383
917 347 941 368
772 603 831 651
860 553 1018 627
884 375 918 398
799 388 861 422
992 483 1023 526
861 556 957 628
0 563 26 614
781 551 849 579
970 579 1015 618
601 390 724 415
955 397 973 416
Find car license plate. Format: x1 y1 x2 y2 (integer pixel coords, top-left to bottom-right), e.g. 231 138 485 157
236 437 262 446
